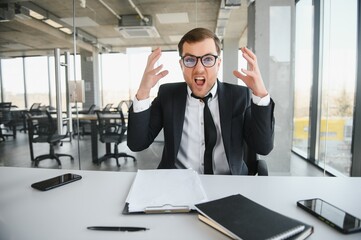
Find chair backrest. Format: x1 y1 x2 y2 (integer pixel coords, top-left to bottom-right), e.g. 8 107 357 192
26 110 56 142
30 103 41 110
102 103 113 112
0 102 12 109
117 100 133 113
96 110 126 143
87 104 96 114
0 102 12 124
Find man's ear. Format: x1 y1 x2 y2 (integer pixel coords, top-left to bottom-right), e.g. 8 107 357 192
179 59 184 70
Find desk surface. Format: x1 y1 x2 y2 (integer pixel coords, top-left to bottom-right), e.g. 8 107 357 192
0 167 360 240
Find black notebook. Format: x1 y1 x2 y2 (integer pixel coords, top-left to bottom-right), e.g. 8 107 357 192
195 194 313 240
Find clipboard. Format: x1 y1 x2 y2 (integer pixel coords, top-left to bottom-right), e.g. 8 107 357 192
122 202 192 214
122 169 208 214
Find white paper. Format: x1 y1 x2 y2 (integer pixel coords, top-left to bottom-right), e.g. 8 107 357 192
126 169 208 212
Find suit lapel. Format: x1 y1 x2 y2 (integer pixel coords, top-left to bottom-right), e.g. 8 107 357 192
172 84 187 158
217 81 232 158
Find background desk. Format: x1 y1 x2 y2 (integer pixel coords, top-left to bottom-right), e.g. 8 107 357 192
0 167 360 240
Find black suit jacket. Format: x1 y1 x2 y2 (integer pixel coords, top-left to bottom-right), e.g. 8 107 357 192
127 80 275 175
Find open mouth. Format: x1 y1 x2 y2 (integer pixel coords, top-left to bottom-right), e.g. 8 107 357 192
194 77 205 86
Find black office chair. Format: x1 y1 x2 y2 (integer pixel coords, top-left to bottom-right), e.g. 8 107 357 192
26 110 74 167
96 109 136 167
30 103 42 110
20 103 43 133
73 104 96 137
0 102 16 141
117 100 133 113
102 103 113 112
244 141 268 176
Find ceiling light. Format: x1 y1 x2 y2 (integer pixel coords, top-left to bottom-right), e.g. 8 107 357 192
59 27 72 34
156 13 189 24
43 18 63 28
79 0 86 8
61 17 99 27
29 9 45 20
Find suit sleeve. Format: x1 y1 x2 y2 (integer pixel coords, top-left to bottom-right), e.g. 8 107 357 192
127 92 164 152
244 99 275 155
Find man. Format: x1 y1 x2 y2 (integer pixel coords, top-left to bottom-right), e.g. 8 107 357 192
127 28 274 175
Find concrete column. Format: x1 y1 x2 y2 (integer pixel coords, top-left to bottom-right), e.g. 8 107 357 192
80 49 101 108
222 37 239 84
248 0 295 175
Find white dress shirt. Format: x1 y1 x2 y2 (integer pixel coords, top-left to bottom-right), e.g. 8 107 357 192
133 82 270 174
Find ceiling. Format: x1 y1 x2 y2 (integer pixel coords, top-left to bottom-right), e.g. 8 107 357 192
0 0 248 58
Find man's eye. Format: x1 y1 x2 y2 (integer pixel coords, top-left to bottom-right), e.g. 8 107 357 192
203 56 214 62
185 57 196 63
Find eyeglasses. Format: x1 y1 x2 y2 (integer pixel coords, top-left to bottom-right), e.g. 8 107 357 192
181 54 218 68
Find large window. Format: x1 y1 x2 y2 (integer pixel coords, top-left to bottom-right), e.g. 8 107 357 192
1 58 25 107
25 56 50 107
294 0 358 176
100 49 184 108
318 0 357 175
1 54 81 110
100 49 147 108
293 0 313 158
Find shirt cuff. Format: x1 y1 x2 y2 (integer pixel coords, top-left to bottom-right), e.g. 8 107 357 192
252 93 271 106
133 96 151 113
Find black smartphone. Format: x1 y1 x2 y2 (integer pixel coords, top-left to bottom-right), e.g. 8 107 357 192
297 198 361 234
31 173 82 191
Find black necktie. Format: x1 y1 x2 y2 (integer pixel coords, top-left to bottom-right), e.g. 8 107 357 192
192 93 217 174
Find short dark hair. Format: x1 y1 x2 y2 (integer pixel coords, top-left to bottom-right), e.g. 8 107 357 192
178 28 222 57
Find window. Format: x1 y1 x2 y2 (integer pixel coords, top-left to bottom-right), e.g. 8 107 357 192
100 49 184 107
25 56 50 107
293 0 314 158
317 0 357 175
1 58 25 107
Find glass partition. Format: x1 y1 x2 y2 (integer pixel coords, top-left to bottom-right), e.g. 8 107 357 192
293 0 313 158
317 0 357 176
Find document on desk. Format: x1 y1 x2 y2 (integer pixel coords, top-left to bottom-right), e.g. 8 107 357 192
123 169 208 214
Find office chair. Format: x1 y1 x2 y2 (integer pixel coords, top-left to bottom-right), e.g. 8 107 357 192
243 141 268 176
117 100 133 113
0 102 16 141
26 110 74 167
96 109 136 167
73 104 96 137
19 103 43 133
29 103 42 111
102 103 113 112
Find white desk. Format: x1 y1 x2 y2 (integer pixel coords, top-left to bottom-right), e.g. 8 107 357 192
0 167 360 240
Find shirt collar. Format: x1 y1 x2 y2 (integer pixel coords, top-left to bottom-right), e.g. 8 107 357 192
187 80 218 100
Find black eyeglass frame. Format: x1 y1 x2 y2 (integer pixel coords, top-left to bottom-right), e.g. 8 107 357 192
181 54 219 68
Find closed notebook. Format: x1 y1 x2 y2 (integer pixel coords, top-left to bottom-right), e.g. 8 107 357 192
195 194 313 240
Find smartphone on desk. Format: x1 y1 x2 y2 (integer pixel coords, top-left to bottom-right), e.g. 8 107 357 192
297 198 361 234
31 173 82 191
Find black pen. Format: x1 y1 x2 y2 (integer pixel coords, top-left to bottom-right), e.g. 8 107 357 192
87 226 149 232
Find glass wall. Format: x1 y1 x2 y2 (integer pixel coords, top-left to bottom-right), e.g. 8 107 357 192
293 0 313 158
25 56 50 107
318 0 357 175
0 55 81 110
293 0 358 176
1 58 25 107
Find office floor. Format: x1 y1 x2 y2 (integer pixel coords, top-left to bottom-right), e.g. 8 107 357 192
0 130 325 176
